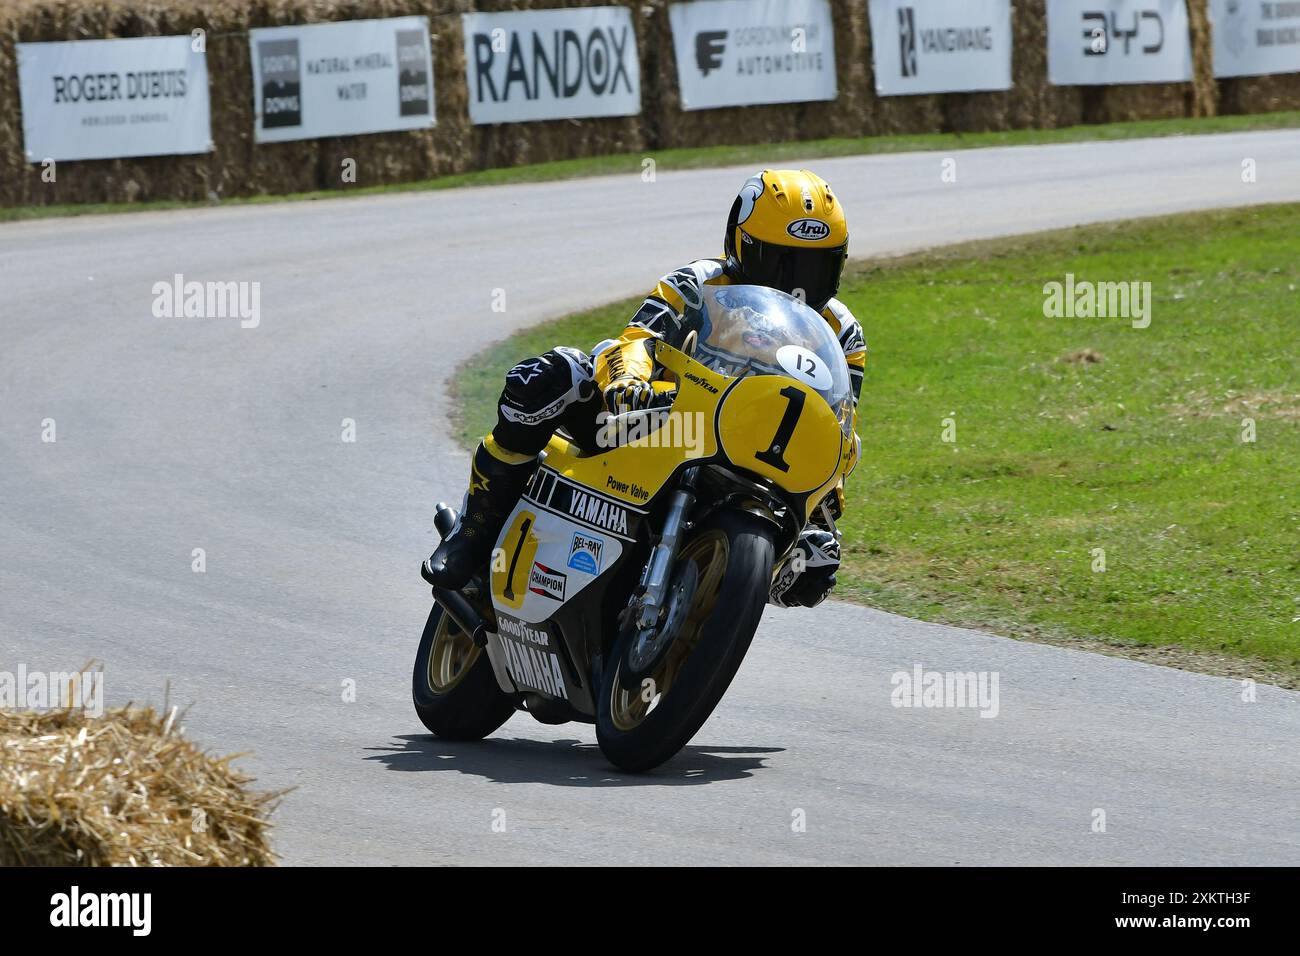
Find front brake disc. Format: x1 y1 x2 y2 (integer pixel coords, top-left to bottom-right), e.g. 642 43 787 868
618 560 700 691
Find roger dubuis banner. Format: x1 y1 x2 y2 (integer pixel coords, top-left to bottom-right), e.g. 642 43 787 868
16 35 211 162
249 17 434 143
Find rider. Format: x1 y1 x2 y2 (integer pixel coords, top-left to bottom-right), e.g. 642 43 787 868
423 169 866 608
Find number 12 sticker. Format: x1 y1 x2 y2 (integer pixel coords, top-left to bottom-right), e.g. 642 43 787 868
776 345 831 390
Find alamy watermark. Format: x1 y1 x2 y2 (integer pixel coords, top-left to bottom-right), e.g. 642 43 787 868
1042 273 1151 329
891 664 999 718
0 666 104 717
595 409 706 457
152 273 260 329
50 886 151 936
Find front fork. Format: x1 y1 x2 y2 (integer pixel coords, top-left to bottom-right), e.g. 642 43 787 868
634 467 699 630
818 497 842 544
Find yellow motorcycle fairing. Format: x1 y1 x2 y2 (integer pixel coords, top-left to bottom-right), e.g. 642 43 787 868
537 339 853 528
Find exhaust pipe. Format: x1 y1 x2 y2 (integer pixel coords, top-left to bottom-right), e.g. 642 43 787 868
430 586 491 648
433 501 457 538
422 502 491 648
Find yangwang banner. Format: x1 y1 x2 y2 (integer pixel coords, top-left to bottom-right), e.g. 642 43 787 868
868 0 1013 96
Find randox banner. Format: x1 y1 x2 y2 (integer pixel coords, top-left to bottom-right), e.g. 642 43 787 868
867 0 1013 96
462 7 641 125
1047 0 1194 85
249 17 434 143
668 0 837 111
1211 0 1300 77
16 35 211 163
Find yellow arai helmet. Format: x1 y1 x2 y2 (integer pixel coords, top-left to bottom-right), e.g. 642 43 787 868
724 169 849 311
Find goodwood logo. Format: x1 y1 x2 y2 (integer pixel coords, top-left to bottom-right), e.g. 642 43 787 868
695 30 727 76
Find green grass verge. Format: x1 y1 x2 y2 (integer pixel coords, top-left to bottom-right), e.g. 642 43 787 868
452 204 1300 683
5 110 1300 223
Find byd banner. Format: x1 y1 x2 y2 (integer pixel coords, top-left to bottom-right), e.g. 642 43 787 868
249 17 434 143
462 7 641 125
16 35 211 162
668 0 837 111
1047 0 1194 85
868 0 1013 96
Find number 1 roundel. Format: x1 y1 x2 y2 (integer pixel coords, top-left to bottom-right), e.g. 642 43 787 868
492 510 539 610
716 377 844 494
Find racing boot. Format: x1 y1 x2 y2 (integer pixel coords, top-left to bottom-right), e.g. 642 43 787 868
422 440 535 590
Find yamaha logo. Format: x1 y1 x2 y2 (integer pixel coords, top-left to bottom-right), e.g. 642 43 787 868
786 218 831 241
567 489 629 535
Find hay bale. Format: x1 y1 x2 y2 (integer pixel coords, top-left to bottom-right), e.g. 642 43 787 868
0 0 1262 207
1009 0 1084 129
1187 0 1216 116
1218 73 1300 115
0 705 279 866
0 0 650 206
1086 82 1190 123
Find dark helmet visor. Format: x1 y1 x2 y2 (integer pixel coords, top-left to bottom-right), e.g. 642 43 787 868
739 232 847 311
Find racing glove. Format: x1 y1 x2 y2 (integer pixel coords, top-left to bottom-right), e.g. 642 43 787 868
603 379 675 415
769 528 841 608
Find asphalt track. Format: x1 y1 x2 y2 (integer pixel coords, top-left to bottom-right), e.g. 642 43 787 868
3 130 1299 865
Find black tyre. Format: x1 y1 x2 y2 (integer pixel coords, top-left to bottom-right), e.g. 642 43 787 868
596 508 775 772
412 603 515 740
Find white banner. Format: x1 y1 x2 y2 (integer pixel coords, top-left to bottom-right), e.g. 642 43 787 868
462 7 641 124
16 36 211 163
1047 0 1193 85
668 0 837 111
1211 0 1300 78
868 0 1012 96
249 17 434 143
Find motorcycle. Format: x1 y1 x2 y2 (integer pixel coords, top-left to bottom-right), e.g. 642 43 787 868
414 284 858 772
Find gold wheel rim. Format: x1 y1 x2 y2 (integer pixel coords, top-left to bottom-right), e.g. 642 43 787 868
609 529 730 732
427 612 481 694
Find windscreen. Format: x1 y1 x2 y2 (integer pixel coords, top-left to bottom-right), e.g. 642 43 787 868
683 284 853 434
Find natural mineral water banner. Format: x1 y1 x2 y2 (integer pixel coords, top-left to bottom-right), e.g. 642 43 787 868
16 35 211 163
249 17 434 143
1210 0 1300 78
1046 0 1194 85
462 6 641 124
868 0 1013 96
668 0 837 111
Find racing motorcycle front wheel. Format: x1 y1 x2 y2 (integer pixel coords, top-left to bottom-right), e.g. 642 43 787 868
412 603 515 740
596 508 776 772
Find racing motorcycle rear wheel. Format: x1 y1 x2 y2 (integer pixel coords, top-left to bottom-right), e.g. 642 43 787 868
412 604 515 740
596 508 775 772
